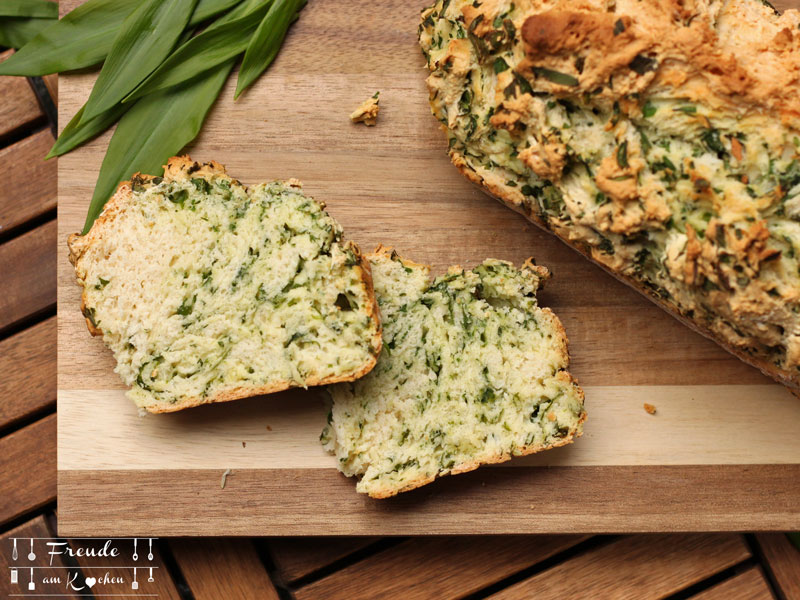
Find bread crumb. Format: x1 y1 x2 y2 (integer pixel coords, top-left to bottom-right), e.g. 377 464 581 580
241 441 246 448
221 468 232 489
266 425 272 431
644 403 657 415
350 92 380 126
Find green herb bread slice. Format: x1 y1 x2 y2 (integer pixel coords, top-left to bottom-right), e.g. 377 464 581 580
322 247 586 498
68 156 381 413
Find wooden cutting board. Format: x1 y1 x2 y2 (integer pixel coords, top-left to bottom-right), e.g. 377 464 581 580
57 0 800 535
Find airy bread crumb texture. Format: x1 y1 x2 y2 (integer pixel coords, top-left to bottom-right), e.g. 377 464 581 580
323 247 586 498
68 156 381 413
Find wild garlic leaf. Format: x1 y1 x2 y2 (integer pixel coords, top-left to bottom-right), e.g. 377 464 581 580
0 0 140 76
234 0 306 99
0 16 54 48
190 0 245 24
46 103 130 160
0 0 58 19
83 59 235 234
0 0 243 76
124 0 273 104
80 0 200 124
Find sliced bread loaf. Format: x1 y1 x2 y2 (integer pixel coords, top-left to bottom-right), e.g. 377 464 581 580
68 156 381 413
322 247 586 498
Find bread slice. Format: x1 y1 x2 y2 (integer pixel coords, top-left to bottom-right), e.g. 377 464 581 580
68 156 382 413
322 247 586 498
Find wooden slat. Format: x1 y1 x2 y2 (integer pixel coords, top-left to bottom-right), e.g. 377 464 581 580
690 567 773 600
0 130 56 234
487 534 750 600
67 537 182 600
0 317 56 429
269 537 379 583
0 220 56 332
56 465 800 536
294 536 586 600
171 539 280 600
0 515 77 598
0 415 56 525
756 533 800 600
0 50 44 140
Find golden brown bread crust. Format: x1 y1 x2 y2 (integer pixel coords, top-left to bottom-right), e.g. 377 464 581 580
69 156 382 413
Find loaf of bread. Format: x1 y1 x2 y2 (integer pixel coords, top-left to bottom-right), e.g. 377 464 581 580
68 157 381 413
322 247 586 498
419 0 800 391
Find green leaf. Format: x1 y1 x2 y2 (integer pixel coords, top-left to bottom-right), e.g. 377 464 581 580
493 57 509 74
82 59 235 234
234 0 307 99
46 102 130 160
0 0 140 76
190 0 245 24
616 141 629 169
80 0 200 124
0 0 57 18
123 0 272 104
532 66 579 87
642 100 657 118
0 16 54 48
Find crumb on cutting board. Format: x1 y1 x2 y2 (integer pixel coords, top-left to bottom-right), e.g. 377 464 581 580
242 441 246 448
266 425 272 431
644 403 657 415
221 468 232 489
350 92 380 126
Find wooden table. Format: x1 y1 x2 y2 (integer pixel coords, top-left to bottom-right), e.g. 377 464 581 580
2 11 800 600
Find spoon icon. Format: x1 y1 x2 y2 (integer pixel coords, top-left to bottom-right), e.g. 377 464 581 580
132 538 138 561
148 539 153 561
28 539 35 561
12 538 18 560
148 567 154 583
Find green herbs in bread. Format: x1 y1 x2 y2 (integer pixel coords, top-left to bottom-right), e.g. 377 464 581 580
419 0 800 392
322 247 586 498
68 156 381 413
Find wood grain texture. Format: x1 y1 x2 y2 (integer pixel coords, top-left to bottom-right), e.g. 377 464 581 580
56 465 800 536
57 0 800 534
0 130 56 235
56 386 800 471
170 539 280 600
269 537 379 583
0 415 56 525
0 516 77 599
691 567 773 600
487 535 750 600
0 50 44 140
68 538 182 600
294 536 586 600
0 220 56 333
0 317 56 429
756 533 800 600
